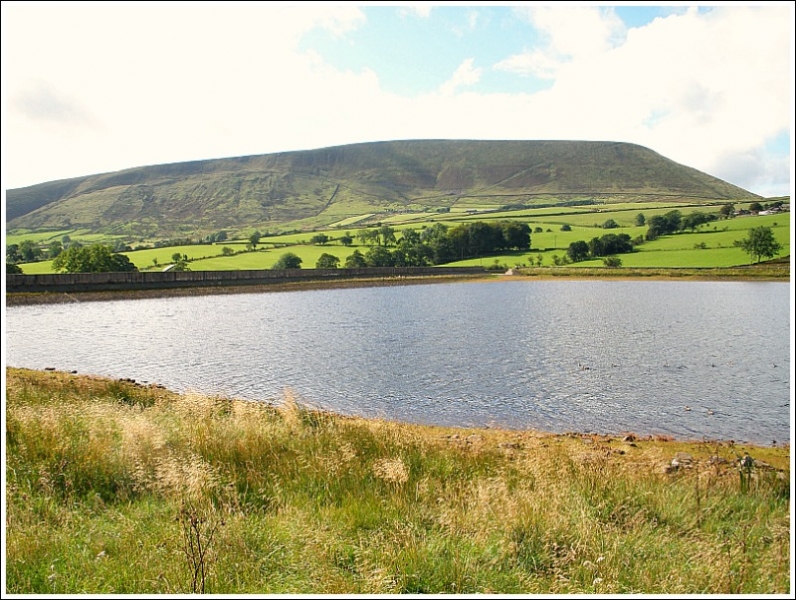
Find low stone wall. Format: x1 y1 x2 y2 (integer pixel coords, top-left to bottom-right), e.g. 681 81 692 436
6 267 486 294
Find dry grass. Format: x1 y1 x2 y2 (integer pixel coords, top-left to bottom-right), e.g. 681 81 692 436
5 368 791 594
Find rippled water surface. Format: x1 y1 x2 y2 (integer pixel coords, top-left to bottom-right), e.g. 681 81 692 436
5 280 791 444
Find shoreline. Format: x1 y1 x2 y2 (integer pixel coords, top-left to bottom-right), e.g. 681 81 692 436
6 366 789 594
5 265 789 305
7 367 788 450
4 273 489 305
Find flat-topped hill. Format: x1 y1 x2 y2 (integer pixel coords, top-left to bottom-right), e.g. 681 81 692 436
6 140 759 237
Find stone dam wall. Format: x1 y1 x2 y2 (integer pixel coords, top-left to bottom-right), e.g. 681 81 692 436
6 267 487 294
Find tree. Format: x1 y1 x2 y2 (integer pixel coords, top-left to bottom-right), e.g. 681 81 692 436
310 234 330 245
749 202 764 213
315 253 340 269
170 254 190 271
6 244 22 264
53 244 137 273
344 250 367 268
393 229 432 266
357 229 379 246
719 203 735 219
500 221 531 250
249 230 262 248
635 213 646 227
681 211 709 232
567 240 590 262
338 233 354 247
602 219 619 229
18 240 42 262
560 224 572 231
603 256 622 267
221 247 235 256
272 252 302 269
735 226 782 263
663 210 682 234
47 241 64 259
7 262 23 274
646 210 682 240
378 225 397 247
365 245 394 267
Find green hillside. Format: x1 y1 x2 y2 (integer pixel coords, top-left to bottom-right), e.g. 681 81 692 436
6 140 760 239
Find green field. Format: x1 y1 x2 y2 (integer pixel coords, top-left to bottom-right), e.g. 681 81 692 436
6 229 123 247
13 205 790 275
190 245 359 271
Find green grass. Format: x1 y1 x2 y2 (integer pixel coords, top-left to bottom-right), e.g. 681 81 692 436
328 214 376 227
5 368 790 594
121 244 233 270
190 245 361 270
5 229 76 246
17 260 57 274
6 230 125 247
7 140 761 239
13 210 789 274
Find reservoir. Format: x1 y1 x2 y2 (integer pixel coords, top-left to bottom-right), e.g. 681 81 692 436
5 279 791 445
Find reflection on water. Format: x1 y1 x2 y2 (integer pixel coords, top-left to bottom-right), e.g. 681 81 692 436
5 279 791 444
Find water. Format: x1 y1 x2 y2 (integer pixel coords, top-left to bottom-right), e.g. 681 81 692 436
5 279 791 444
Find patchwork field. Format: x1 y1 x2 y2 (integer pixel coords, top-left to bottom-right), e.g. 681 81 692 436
12 203 790 275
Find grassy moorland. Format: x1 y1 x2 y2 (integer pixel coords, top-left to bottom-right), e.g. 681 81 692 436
5 368 790 594
7 140 757 237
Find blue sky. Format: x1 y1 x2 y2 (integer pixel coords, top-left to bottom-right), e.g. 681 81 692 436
299 6 691 96
2 3 793 197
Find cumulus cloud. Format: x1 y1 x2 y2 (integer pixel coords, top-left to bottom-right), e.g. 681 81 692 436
2 4 791 196
399 5 432 19
437 59 483 96
496 6 626 78
493 6 790 194
309 6 366 36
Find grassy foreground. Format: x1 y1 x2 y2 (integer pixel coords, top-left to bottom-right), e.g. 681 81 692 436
5 368 791 594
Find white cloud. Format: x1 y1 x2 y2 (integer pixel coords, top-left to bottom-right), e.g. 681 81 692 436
497 6 626 78
494 6 791 195
1 4 791 197
437 59 483 96
521 6 626 59
309 5 367 36
399 5 432 19
494 49 561 80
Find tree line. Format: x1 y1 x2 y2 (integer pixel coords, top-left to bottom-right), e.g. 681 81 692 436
344 221 531 268
273 221 532 270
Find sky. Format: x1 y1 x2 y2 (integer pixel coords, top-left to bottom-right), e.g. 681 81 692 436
1 2 794 198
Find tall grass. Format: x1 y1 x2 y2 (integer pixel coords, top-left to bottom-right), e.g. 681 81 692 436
5 368 790 594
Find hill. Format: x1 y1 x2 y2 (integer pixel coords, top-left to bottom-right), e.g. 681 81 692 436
5 140 760 238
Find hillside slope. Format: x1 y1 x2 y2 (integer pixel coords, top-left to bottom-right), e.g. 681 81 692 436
6 140 759 237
